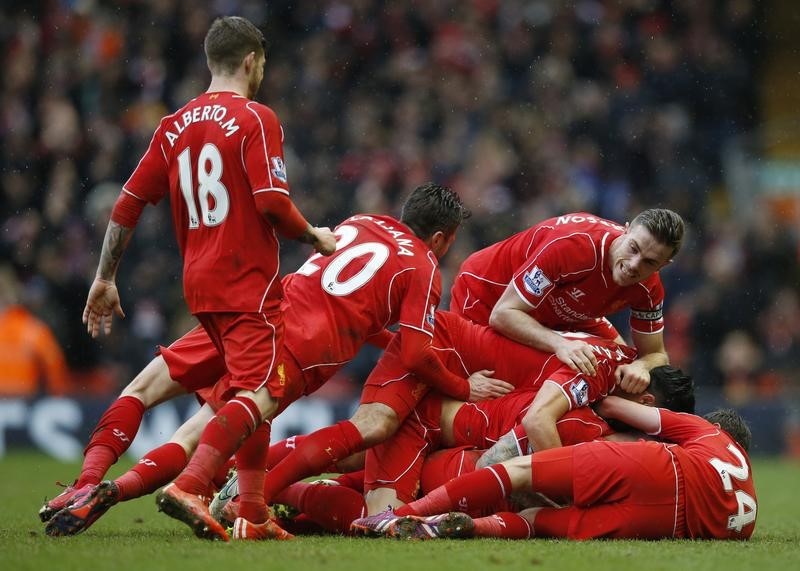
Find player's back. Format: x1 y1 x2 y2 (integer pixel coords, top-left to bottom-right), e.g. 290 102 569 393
455 213 623 298
283 214 440 391
433 310 634 392
659 411 758 539
148 92 286 313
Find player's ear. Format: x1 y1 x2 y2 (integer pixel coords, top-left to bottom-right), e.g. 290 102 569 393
243 51 256 72
638 392 656 406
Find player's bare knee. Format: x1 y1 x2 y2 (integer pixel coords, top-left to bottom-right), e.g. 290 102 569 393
350 403 399 445
119 356 180 407
169 405 215 455
237 388 279 420
501 455 533 490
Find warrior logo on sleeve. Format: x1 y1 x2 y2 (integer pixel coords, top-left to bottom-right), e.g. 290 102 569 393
523 266 553 297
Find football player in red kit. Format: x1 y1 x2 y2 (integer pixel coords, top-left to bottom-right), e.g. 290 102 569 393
45 184 508 539
450 210 684 393
81 16 336 541
355 401 757 541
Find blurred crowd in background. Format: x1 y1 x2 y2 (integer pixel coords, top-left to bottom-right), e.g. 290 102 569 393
1 1 798 451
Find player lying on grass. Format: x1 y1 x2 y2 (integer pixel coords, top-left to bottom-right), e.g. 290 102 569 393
207 353 692 526
43 183 509 540
351 401 757 540
361 362 694 513
206 310 689 518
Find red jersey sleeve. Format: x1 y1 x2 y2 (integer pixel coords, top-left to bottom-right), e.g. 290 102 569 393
651 409 717 445
242 102 290 197
511 233 598 308
396 251 441 337
544 341 633 409
123 122 170 204
628 276 665 334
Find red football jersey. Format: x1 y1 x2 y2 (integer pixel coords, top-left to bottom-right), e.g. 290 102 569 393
281 214 441 394
653 410 758 540
453 213 665 335
124 91 290 313
454 394 615 450
431 310 636 397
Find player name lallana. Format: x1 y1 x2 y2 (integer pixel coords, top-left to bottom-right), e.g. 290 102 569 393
348 215 416 256
165 104 240 146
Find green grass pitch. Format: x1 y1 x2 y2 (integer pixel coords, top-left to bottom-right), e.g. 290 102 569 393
1 452 798 571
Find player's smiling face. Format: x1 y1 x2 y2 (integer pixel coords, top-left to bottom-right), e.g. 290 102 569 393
610 223 673 286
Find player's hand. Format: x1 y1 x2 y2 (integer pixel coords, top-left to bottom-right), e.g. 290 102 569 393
82 278 125 338
466 369 515 401
311 226 337 256
554 339 598 376
615 361 650 394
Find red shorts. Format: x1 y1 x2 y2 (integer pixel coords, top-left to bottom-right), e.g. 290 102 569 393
532 440 686 539
161 321 313 410
363 394 442 503
197 353 306 413
448 273 497 326
359 340 430 420
451 390 534 448
158 325 225 393
196 311 286 399
420 446 480 495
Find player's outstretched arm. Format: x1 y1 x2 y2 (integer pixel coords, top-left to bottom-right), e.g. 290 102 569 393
83 220 133 338
300 224 336 255
595 395 661 434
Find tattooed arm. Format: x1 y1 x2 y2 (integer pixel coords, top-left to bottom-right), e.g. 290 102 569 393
82 221 134 338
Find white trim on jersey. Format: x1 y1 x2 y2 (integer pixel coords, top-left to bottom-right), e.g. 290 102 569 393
456 271 509 288
546 379 579 411
255 310 278 390
629 326 665 335
300 359 350 371
418 250 439 331
373 408 436 484
599 232 610 288
664 443 680 538
252 187 291 196
121 187 147 202
245 101 275 189
397 322 434 338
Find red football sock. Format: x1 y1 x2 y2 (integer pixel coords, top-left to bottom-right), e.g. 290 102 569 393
174 397 261 496
530 507 572 537
396 465 512 517
236 421 271 523
262 420 364 503
266 435 307 469
473 512 533 539
273 482 367 534
115 443 188 501
211 456 236 491
77 396 146 487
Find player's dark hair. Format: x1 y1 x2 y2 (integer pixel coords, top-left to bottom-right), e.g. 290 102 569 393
704 409 752 452
401 182 471 240
631 208 685 258
204 16 266 75
648 365 695 413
